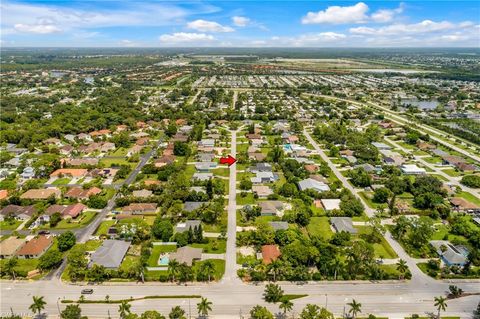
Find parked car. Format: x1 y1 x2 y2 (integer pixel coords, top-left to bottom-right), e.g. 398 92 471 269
81 289 94 294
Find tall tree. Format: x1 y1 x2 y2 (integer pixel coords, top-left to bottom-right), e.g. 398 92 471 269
29 296 46 318
396 259 408 280
168 260 180 282
197 297 213 318
347 299 362 319
434 296 447 319
279 299 293 317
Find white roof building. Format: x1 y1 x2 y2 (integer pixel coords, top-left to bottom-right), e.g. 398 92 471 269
401 164 426 175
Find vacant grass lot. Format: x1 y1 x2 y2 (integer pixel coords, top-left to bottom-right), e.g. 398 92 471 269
0 220 22 230
306 217 333 240
191 239 226 254
94 220 116 235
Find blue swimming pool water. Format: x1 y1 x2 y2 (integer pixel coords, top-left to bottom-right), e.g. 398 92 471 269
159 256 170 266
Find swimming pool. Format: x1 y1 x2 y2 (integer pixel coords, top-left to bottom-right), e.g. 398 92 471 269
158 255 170 266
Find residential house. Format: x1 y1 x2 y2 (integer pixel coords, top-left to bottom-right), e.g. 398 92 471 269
175 220 201 233
184 202 205 213
50 168 88 179
261 245 281 264
258 201 284 216
269 221 289 231
298 178 330 192
20 188 61 200
252 185 273 198
449 197 480 213
65 187 102 200
170 246 202 266
0 205 36 221
122 203 157 215
154 155 176 168
16 235 53 259
321 199 341 211
430 240 469 267
0 237 26 259
330 217 357 234
401 164 426 175
132 190 153 198
89 240 131 269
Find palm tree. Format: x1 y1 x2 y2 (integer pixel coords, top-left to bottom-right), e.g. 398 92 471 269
267 260 282 282
347 299 362 319
168 260 180 282
4 257 18 280
197 297 213 318
434 296 448 319
118 300 131 319
29 296 46 318
279 299 293 318
200 260 216 282
396 259 408 280
331 257 343 280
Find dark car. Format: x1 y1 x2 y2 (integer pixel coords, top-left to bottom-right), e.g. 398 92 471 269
81 289 94 294
38 230 50 235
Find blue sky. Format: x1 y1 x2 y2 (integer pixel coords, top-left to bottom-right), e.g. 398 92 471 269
1 1 479 47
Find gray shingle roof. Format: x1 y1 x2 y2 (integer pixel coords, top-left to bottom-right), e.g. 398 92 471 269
330 217 357 234
89 240 130 269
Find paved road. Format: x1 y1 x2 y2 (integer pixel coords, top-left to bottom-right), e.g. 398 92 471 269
2 278 479 318
222 129 239 284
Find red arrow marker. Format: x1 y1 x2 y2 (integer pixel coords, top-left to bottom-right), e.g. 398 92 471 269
219 155 237 167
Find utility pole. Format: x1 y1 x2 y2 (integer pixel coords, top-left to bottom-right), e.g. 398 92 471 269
189 298 191 319
325 294 328 309
56 297 61 317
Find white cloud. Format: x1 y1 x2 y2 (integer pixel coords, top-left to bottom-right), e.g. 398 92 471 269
371 3 404 23
232 16 250 27
349 20 471 35
159 32 215 43
14 22 62 34
187 19 234 33
0 1 220 36
119 39 139 47
302 2 369 24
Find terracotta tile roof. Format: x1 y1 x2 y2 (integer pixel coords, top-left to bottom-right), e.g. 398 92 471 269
20 188 61 200
50 168 88 177
16 236 53 256
261 245 281 264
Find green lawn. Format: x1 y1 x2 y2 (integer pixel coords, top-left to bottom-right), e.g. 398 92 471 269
100 158 136 168
441 168 462 177
0 220 22 230
456 191 480 206
355 226 398 259
427 173 448 181
0 258 39 278
192 259 225 280
148 245 177 267
212 167 230 177
49 211 97 229
358 191 379 209
236 193 256 205
306 217 333 240
52 177 72 185
191 239 226 254
95 220 116 235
